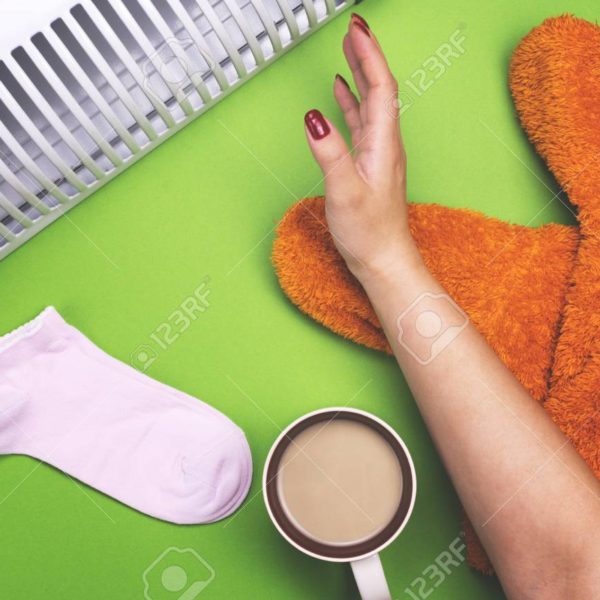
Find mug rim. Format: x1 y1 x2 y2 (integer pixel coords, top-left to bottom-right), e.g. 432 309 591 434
262 407 417 563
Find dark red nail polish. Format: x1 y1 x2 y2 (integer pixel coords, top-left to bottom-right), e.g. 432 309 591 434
304 109 330 140
351 13 369 30
335 74 350 89
353 20 371 37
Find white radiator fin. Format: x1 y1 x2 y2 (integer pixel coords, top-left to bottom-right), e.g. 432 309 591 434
0 0 352 258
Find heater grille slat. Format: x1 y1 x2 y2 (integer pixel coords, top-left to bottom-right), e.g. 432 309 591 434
0 0 353 259
0 117 70 205
166 0 232 91
83 2 178 129
2 54 106 181
226 0 266 66
63 12 160 144
0 190 35 228
136 0 212 104
302 0 319 27
248 0 284 52
0 220 17 242
21 39 125 169
0 80 89 194
195 0 247 78
42 26 142 154
274 0 301 39
108 0 195 116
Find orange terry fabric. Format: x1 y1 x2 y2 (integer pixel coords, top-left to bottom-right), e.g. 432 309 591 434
272 14 596 575
511 18 600 482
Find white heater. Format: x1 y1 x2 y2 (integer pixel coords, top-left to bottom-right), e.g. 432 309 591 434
0 0 358 259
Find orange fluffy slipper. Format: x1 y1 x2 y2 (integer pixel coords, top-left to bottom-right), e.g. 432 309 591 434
511 18 600 477
272 14 597 575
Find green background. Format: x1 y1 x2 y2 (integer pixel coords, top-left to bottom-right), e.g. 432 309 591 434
0 0 592 598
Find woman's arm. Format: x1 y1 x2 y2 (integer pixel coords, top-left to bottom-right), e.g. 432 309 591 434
304 14 600 599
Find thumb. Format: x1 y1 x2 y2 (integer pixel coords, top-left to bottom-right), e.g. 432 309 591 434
304 109 361 196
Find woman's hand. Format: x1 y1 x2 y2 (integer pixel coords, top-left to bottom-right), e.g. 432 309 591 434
304 14 423 285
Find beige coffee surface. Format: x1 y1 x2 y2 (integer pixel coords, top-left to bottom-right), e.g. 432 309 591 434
277 419 403 546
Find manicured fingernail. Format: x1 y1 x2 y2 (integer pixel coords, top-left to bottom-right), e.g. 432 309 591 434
304 109 331 140
351 13 369 30
335 74 350 89
352 19 371 37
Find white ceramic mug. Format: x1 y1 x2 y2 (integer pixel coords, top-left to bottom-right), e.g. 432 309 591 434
263 407 417 600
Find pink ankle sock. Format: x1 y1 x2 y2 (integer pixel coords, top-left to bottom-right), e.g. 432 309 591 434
0 307 252 524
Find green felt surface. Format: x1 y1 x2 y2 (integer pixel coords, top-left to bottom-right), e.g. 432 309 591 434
0 1 593 598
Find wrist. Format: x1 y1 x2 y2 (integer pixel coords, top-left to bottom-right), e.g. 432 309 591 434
351 242 428 290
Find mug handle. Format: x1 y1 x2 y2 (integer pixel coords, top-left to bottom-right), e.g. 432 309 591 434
350 553 392 600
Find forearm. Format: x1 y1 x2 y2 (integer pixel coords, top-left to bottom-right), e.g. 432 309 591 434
304 13 600 596
359 253 600 598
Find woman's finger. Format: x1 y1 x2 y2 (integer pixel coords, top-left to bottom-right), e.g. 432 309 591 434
348 17 399 132
343 33 369 100
333 74 363 147
348 16 395 90
304 109 362 196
